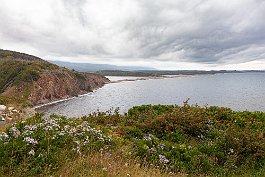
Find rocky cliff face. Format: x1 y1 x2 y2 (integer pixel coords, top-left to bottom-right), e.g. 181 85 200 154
29 71 109 105
2 70 109 106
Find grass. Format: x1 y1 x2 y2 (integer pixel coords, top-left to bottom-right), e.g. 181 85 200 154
0 103 265 176
56 148 182 177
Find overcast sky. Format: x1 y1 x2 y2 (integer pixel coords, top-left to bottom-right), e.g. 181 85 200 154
1 0 265 70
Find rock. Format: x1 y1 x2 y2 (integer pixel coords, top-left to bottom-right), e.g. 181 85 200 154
5 117 13 122
8 107 15 111
0 115 5 121
11 109 19 113
0 105 6 111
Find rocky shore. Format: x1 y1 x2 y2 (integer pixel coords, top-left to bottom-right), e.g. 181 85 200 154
0 104 36 127
0 105 20 124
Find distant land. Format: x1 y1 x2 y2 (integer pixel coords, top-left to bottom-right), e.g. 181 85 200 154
49 60 156 72
96 69 265 77
49 60 265 77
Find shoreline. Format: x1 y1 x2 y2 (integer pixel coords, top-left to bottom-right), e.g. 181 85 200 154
33 88 102 110
34 74 208 110
109 74 207 83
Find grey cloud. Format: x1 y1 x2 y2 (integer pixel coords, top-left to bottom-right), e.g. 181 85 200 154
0 0 265 66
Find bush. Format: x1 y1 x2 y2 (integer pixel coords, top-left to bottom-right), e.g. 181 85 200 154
0 114 115 176
1 104 265 176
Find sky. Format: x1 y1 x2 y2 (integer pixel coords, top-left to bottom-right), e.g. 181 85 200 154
1 0 265 70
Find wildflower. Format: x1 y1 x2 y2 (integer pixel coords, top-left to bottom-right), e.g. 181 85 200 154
83 136 90 144
148 147 157 154
158 144 166 150
9 127 20 138
24 137 38 145
159 154 169 164
0 132 9 142
28 149 35 156
24 125 38 131
143 134 155 141
64 125 70 130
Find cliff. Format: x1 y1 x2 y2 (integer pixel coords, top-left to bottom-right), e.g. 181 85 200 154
0 49 109 106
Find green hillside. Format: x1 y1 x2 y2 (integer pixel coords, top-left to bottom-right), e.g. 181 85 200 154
0 58 58 93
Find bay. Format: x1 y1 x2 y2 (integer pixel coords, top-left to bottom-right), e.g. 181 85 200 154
36 73 265 117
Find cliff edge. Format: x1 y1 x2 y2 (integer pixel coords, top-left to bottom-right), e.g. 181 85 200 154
0 49 109 107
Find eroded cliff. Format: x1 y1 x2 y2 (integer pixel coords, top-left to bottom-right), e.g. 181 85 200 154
0 49 109 107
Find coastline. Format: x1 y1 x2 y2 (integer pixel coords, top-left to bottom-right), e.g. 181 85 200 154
33 87 102 110
34 74 207 110
109 74 207 83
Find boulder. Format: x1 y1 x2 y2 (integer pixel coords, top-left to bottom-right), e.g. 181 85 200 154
0 105 6 111
5 117 13 122
0 115 5 121
8 107 15 111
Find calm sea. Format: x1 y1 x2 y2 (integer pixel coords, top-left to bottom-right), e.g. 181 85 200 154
36 73 265 117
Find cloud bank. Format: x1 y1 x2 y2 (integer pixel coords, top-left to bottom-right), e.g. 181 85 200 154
0 0 265 69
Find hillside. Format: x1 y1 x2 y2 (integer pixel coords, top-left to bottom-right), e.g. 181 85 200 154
0 49 45 62
0 49 109 107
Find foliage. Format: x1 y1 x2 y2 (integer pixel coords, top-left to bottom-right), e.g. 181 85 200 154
0 114 115 176
0 96 28 107
0 104 265 176
0 59 58 93
82 104 265 176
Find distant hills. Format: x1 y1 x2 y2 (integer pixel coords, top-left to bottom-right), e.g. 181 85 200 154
96 69 265 77
48 60 156 72
48 60 265 76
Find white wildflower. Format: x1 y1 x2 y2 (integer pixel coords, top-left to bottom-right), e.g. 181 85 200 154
28 149 35 156
0 132 9 141
159 154 169 164
9 127 20 138
24 137 38 145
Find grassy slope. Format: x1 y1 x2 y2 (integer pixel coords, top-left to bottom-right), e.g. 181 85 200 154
0 103 264 177
0 59 59 91
0 49 59 106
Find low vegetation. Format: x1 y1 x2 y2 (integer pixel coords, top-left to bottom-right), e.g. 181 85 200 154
0 58 58 92
1 103 265 176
